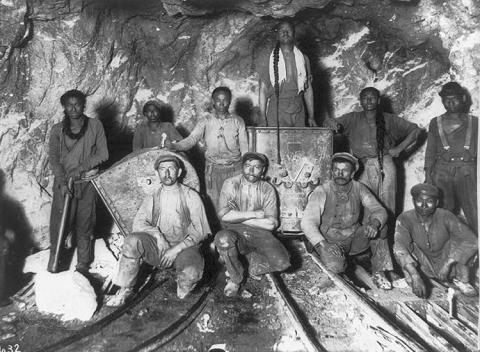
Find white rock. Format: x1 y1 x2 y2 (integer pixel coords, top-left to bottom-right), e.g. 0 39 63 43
35 270 97 321
24 239 117 278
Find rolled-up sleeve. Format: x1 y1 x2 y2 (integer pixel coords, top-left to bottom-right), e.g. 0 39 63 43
262 184 279 228
217 178 236 219
174 120 205 151
301 186 326 246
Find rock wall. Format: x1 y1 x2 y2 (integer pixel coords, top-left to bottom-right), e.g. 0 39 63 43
0 0 478 247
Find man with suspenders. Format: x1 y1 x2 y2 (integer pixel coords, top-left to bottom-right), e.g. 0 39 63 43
425 82 478 233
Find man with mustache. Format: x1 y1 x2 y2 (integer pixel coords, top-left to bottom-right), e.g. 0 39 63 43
106 154 211 306
394 183 477 297
214 152 290 297
301 153 391 289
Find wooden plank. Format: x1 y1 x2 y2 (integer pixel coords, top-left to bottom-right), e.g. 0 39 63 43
423 302 478 351
308 249 427 352
395 302 458 352
266 273 327 352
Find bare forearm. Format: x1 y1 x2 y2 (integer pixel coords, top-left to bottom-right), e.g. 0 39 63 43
397 128 420 152
243 218 277 231
221 210 257 223
304 86 314 121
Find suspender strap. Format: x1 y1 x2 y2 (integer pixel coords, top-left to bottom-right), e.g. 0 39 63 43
464 114 472 150
437 115 450 151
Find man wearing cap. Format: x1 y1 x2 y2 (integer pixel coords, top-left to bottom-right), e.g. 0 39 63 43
214 152 290 296
301 152 391 289
425 82 477 232
394 183 477 297
106 154 211 306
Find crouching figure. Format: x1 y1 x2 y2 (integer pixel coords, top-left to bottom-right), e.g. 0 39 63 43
214 152 290 297
394 183 477 297
301 152 393 289
106 154 211 306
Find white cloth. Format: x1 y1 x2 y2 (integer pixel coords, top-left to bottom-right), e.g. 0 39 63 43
269 46 307 93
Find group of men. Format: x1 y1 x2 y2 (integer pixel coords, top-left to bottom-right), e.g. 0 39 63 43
36 19 478 310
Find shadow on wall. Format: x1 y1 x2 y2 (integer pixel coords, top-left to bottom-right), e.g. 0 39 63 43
0 169 34 295
234 97 258 126
94 100 134 237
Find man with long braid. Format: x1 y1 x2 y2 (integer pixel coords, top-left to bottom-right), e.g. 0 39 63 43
258 20 316 127
324 87 421 289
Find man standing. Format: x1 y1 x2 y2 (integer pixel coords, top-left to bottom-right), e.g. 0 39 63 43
425 82 477 232
214 152 290 297
394 183 477 297
48 89 109 275
171 87 248 214
106 154 210 306
258 20 315 127
324 87 420 239
301 153 391 289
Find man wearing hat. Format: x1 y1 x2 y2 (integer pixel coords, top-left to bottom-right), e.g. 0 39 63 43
302 152 392 289
425 81 477 232
394 183 477 297
214 152 290 296
106 154 211 306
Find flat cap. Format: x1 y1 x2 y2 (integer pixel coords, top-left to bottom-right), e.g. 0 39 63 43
439 82 464 97
154 154 182 170
410 183 440 198
242 152 268 165
331 152 359 171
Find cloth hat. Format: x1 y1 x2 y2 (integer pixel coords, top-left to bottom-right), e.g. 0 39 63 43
242 152 268 166
331 152 359 171
439 82 464 97
154 154 182 170
410 183 440 198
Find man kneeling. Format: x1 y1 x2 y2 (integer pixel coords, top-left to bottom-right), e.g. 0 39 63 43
394 183 477 297
214 152 290 297
106 155 211 306
301 152 392 289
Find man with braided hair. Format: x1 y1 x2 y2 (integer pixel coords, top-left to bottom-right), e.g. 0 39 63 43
425 82 478 233
324 88 421 284
258 20 316 127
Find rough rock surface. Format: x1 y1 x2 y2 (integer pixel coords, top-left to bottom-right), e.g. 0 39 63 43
0 0 478 247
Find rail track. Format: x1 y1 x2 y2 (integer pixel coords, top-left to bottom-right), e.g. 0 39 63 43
4 238 479 351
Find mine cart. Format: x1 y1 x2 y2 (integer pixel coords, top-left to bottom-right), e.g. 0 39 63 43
91 149 200 237
247 127 333 233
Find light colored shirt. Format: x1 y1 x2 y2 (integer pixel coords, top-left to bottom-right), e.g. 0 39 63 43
301 180 387 246
218 174 279 228
394 208 477 274
174 112 248 164
132 183 210 247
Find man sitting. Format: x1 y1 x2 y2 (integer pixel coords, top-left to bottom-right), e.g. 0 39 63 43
394 183 477 297
301 152 392 289
214 152 290 297
106 154 211 306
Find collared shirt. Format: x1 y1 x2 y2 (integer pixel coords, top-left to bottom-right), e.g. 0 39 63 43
394 208 477 272
49 117 109 180
132 121 182 151
218 174 278 228
301 180 387 245
424 114 478 169
336 111 419 159
174 112 248 165
132 183 210 247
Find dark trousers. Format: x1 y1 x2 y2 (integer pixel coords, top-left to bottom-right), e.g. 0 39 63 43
113 232 204 288
48 182 96 271
214 223 290 284
432 162 477 233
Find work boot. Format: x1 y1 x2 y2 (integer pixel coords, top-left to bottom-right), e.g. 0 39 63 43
105 287 134 307
177 281 195 299
224 279 240 297
372 271 392 290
